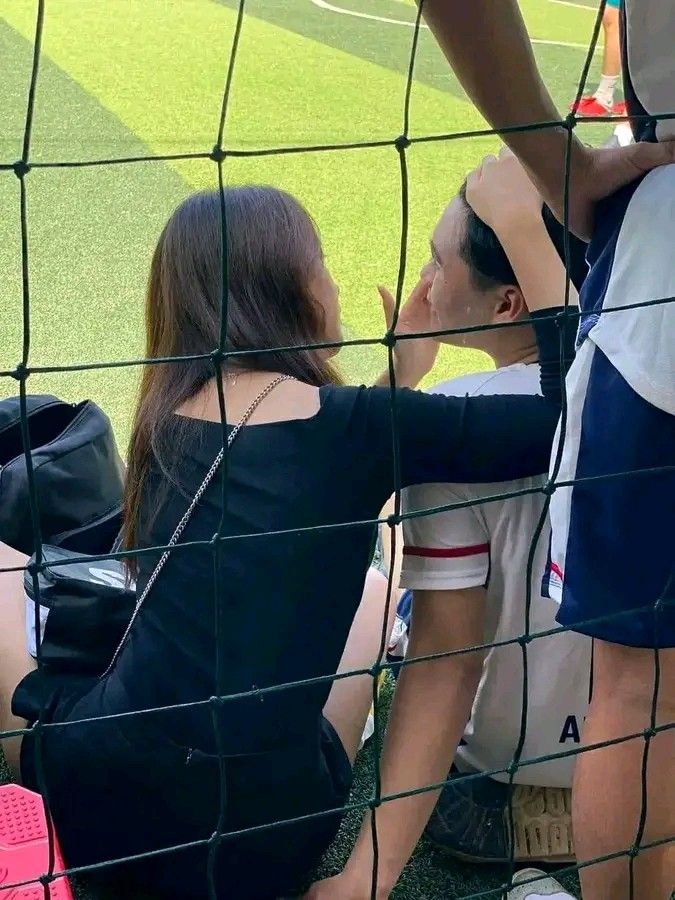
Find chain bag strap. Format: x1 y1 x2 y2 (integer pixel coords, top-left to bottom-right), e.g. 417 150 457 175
101 374 291 679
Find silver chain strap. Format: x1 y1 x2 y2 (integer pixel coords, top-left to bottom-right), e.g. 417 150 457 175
100 374 291 679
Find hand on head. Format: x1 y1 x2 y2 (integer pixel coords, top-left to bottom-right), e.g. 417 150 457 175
529 138 675 240
465 146 542 235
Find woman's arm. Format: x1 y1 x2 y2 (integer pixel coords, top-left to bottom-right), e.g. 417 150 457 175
306 588 486 900
362 306 574 490
466 150 581 312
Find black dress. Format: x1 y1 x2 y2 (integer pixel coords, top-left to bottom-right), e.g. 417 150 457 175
14 310 572 898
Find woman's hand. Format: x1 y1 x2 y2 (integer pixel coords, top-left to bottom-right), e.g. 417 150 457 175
378 274 438 389
465 146 543 237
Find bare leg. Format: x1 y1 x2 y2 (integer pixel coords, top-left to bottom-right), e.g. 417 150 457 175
0 542 35 779
574 640 675 900
323 568 399 765
601 6 621 78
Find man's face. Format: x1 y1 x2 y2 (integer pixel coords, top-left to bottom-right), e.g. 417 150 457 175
427 198 500 348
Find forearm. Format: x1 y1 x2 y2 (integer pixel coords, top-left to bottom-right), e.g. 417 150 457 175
346 650 482 893
499 219 580 312
421 0 578 202
375 359 424 390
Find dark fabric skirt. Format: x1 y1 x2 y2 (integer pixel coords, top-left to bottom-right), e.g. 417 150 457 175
14 671 352 899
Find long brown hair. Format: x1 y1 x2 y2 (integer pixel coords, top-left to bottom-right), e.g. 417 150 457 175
123 186 341 563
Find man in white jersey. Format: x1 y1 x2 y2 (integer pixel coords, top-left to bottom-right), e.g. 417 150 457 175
390 170 591 867
307 159 590 899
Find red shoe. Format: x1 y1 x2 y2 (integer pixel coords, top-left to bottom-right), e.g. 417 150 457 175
612 100 627 116
570 96 612 117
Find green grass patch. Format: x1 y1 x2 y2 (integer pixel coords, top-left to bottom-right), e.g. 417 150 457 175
1 0 613 446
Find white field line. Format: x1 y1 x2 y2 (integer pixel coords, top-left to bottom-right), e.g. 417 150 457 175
309 0 602 51
549 0 599 11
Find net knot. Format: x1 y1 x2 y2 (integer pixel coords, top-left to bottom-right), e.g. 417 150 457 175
368 796 382 811
643 725 657 740
10 362 28 382
517 632 533 646
26 558 42 579
628 843 641 859
208 830 222 848
564 112 577 131
209 695 224 709
542 478 556 497
39 873 55 887
381 329 397 349
12 160 30 179
394 134 411 152
386 512 400 528
369 663 382 679
210 347 227 366
506 760 519 777
210 145 227 163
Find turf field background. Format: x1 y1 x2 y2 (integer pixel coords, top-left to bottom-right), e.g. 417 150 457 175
1 2 609 895
1 0 613 451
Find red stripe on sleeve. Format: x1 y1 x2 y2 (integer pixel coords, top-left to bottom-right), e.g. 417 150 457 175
403 543 489 559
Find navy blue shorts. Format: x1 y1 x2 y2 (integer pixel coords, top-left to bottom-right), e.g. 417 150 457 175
546 346 674 648
545 171 675 650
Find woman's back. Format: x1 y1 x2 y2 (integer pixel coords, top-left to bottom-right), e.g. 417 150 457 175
115 383 390 753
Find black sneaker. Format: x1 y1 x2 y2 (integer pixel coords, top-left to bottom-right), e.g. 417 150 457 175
425 768 574 865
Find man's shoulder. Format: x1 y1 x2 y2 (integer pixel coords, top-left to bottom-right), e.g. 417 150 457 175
428 363 541 399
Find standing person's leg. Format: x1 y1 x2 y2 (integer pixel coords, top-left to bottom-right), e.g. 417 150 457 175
573 641 675 900
323 567 399 764
593 3 621 108
601 3 621 78
572 0 622 116
0 542 35 778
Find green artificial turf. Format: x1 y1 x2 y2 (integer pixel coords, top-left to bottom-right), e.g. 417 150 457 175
0 1 609 894
1 0 614 447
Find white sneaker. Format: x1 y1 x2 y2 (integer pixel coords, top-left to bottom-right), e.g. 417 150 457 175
506 868 577 900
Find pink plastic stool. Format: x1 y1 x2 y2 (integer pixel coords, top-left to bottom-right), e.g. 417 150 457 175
0 784 73 899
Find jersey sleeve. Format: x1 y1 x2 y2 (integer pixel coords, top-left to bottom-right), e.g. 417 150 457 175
400 484 490 590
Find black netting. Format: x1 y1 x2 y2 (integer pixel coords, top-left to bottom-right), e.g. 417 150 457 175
1 1 673 898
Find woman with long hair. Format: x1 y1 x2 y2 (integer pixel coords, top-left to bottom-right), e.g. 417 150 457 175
5 164 574 899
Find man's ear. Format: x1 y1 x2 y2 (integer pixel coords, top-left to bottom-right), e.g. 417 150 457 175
493 286 528 322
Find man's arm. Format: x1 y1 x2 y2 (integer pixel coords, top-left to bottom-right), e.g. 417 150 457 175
347 586 486 896
422 0 675 239
422 0 567 184
465 150 582 312
306 587 486 899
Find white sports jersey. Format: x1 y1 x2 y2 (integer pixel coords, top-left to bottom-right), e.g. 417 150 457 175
400 364 591 787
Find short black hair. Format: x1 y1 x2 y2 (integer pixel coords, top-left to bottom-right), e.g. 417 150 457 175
457 180 588 293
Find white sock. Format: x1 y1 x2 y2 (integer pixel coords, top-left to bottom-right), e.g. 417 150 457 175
594 73 619 108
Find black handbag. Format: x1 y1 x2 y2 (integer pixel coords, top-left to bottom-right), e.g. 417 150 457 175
23 375 291 679
25 544 135 676
0 395 125 556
